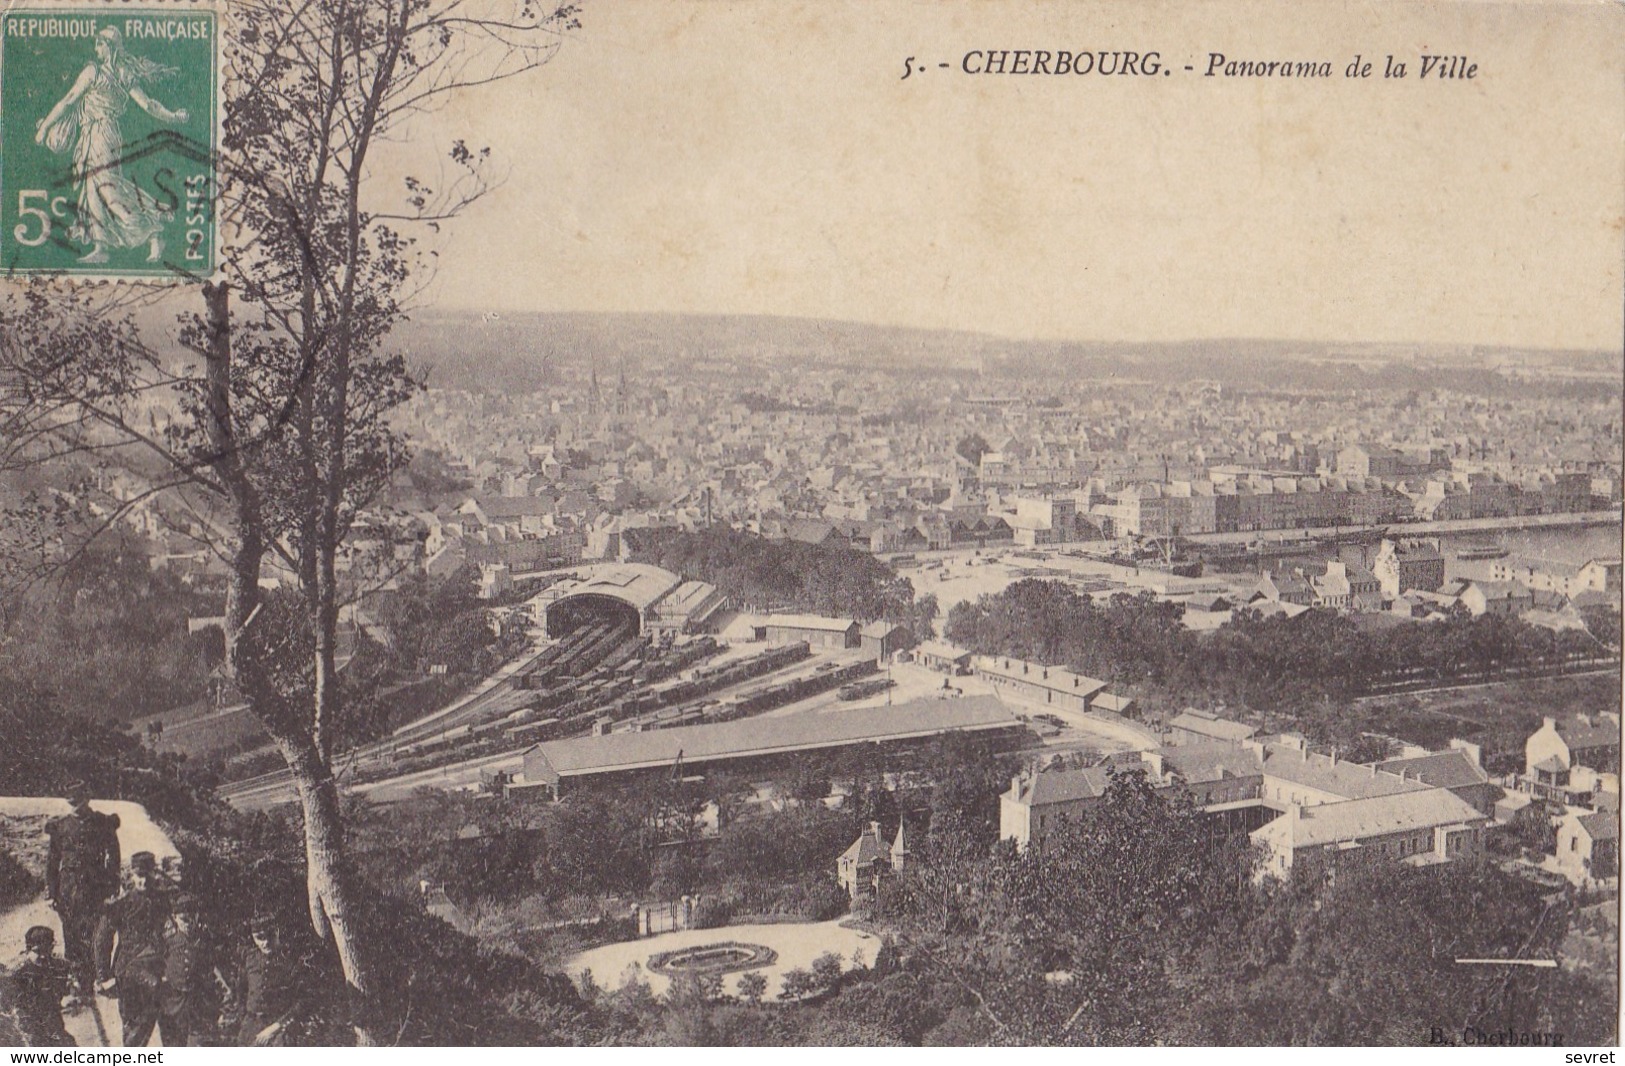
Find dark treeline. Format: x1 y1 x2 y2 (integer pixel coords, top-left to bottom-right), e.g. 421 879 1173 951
628 527 935 637
945 579 1615 714
351 735 1008 937
361 564 528 680
847 772 1616 1046
0 544 223 725
0 548 523 739
549 774 1616 1045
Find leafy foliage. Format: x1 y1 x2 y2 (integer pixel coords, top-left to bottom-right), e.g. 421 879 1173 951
0 673 221 826
0 542 222 724
0 848 42 909
577 779 1615 1047
629 526 916 622
954 434 991 467
946 578 1617 730
874 770 1260 1044
1171 861 1608 1045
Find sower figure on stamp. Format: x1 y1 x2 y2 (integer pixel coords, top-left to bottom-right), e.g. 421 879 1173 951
45 785 121 999
6 926 77 1047
33 26 189 264
94 852 171 1047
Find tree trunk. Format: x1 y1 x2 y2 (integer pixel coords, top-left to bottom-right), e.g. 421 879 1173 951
281 734 378 1045
203 282 263 662
204 282 378 1045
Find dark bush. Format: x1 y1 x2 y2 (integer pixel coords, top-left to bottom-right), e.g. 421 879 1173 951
0 848 42 909
693 896 734 929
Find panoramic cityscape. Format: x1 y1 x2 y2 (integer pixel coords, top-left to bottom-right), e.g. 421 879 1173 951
2 0 1622 1051
5 310 1620 1046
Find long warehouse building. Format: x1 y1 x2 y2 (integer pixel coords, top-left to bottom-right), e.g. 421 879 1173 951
517 694 1023 797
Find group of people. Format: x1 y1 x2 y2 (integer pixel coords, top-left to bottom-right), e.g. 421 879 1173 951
5 789 312 1047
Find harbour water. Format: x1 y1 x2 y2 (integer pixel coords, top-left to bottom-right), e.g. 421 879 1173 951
1443 522 1622 567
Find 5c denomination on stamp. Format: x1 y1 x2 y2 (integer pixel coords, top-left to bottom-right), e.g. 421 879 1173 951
0 0 218 279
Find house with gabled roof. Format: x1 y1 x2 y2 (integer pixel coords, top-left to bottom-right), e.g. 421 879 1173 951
972 654 1108 713
999 765 1114 852
1254 568 1315 607
1251 788 1488 881
784 517 843 548
859 621 908 662
1527 714 1622 782
1457 578 1534 618
836 820 911 897
1555 810 1619 886
1490 555 1622 599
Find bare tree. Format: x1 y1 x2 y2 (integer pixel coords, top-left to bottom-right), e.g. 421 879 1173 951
1 0 579 1041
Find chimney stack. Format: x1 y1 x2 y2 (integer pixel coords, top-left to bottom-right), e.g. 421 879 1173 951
871 821 882 842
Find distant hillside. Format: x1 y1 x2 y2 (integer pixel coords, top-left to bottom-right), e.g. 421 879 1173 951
393 310 1004 388
394 310 1620 398
122 300 1620 398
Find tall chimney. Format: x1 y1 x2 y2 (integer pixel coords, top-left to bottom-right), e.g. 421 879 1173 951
871 821 882 842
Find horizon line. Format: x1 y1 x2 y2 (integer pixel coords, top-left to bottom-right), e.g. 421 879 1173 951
405 306 1624 358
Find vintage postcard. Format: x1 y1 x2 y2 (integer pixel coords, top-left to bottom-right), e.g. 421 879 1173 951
0 0 1619 1052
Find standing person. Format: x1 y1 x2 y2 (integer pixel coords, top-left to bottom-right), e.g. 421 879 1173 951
228 914 310 1047
156 895 225 1047
45 786 121 998
8 927 76 1047
93 852 169 1047
227 910 341 1046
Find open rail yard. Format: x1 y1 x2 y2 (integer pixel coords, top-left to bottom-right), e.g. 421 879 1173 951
219 562 976 809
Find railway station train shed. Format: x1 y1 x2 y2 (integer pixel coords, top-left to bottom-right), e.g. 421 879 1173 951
516 694 1023 797
535 563 723 638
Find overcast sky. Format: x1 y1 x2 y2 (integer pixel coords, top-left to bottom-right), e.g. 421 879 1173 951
399 0 1624 351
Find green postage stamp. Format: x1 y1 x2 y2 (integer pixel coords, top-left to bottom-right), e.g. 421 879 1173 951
0 1 218 278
